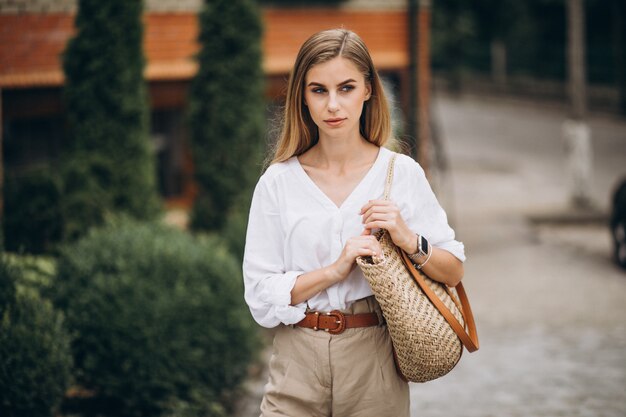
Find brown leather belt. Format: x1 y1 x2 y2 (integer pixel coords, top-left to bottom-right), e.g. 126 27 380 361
295 310 380 335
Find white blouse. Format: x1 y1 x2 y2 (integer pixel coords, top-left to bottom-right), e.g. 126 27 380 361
243 147 465 328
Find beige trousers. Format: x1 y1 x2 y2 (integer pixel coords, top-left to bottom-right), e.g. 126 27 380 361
260 297 410 417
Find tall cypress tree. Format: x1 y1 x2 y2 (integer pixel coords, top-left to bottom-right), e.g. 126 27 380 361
62 0 159 240
188 0 265 232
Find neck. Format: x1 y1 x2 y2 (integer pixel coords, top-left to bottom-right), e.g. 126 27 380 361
312 131 372 168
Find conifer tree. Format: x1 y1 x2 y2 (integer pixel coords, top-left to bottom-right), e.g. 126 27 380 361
62 0 159 240
188 0 265 232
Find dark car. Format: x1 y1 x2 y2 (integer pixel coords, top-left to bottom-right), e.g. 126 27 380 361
611 179 626 270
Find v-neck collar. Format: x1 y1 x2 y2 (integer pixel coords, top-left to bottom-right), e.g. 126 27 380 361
290 147 390 210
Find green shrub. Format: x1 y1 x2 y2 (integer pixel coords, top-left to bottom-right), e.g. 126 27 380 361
2 254 56 300
52 219 259 417
221 191 253 263
3 169 64 254
0 259 16 317
0 257 73 417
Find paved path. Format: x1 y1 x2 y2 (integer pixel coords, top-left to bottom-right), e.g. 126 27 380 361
234 93 626 417
409 94 626 417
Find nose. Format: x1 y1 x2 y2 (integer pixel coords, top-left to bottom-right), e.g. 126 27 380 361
328 92 339 113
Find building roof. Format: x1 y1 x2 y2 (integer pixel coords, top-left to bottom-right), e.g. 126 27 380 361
0 8 409 89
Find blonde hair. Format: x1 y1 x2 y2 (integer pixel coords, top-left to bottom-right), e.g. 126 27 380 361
270 29 393 164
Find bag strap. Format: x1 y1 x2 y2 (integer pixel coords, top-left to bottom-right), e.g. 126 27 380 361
400 249 480 352
384 152 479 352
383 153 397 200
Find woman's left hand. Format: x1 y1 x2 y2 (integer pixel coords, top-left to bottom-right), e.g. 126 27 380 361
360 199 417 254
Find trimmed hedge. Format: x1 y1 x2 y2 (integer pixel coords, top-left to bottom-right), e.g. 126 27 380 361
188 0 264 232
62 0 160 241
0 259 16 318
3 169 64 254
51 219 258 417
0 257 73 417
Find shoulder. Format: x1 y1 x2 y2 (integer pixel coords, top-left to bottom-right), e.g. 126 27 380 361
255 158 297 192
387 149 426 179
262 159 293 180
384 150 433 201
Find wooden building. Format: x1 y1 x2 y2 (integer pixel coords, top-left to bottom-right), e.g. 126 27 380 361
0 0 431 207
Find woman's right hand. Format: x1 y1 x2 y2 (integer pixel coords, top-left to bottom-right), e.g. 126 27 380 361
328 232 382 283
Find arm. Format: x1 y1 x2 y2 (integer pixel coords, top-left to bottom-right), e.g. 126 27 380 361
360 200 464 286
243 179 308 327
408 245 464 287
290 232 383 305
360 157 466 286
243 178 384 325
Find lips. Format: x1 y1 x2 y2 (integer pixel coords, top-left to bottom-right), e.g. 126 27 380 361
324 118 346 126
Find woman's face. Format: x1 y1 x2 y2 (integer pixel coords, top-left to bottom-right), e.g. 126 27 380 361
303 56 371 141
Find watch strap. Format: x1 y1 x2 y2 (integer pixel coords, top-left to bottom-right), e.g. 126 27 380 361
408 234 429 264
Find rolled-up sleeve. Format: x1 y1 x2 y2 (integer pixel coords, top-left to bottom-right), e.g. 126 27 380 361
243 178 307 328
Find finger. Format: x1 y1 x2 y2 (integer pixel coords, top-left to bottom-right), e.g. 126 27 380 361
356 247 380 257
362 211 393 225
361 228 371 236
364 221 386 230
362 203 397 218
347 239 379 255
348 247 379 261
361 206 393 222
360 199 393 214
361 208 395 226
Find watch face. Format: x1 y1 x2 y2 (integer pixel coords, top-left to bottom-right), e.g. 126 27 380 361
420 236 429 255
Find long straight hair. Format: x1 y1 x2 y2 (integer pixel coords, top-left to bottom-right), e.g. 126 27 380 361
270 29 392 164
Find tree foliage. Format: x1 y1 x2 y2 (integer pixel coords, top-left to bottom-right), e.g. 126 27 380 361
188 0 265 232
62 0 159 241
432 0 621 84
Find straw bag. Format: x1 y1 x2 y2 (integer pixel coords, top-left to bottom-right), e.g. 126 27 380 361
356 153 479 383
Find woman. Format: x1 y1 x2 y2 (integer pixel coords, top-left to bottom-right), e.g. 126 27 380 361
243 29 465 417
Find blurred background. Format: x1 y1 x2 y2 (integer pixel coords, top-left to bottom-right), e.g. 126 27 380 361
0 0 624 416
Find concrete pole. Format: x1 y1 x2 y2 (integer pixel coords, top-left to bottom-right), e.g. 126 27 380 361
612 0 626 116
563 0 593 208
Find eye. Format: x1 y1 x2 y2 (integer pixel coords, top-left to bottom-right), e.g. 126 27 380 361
311 87 326 94
340 85 355 92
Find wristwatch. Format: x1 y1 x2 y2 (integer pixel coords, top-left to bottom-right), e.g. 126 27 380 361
409 234 431 268
415 234 429 258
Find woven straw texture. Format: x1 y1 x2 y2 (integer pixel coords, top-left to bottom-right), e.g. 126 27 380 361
357 230 465 382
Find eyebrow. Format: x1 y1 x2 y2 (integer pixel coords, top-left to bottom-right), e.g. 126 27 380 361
307 78 357 87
